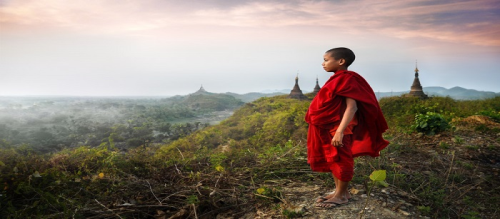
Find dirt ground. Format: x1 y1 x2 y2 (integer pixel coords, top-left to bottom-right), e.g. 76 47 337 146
235 180 421 219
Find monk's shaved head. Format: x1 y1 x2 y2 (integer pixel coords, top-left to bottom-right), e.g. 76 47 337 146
326 47 356 67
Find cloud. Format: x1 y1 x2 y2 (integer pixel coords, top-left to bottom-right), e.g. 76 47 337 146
1 0 499 46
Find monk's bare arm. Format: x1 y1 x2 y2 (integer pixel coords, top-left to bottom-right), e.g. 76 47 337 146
331 97 358 147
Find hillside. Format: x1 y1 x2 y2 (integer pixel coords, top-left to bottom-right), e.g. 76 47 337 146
225 92 286 103
1 95 499 218
162 90 244 112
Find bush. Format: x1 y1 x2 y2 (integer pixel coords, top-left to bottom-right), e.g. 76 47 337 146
412 112 449 135
478 110 500 122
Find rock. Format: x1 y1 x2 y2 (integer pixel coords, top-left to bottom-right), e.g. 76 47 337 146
361 194 367 198
398 191 409 196
398 209 411 216
354 184 364 188
381 189 390 194
350 188 361 194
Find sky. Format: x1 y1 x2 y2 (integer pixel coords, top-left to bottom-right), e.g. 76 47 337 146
1 0 499 96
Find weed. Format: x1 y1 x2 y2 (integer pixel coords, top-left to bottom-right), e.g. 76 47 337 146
256 186 283 202
360 170 387 218
461 211 481 219
451 173 465 183
210 152 228 170
465 145 479 151
439 141 450 149
454 136 464 144
187 195 199 204
474 124 490 133
417 205 431 215
457 161 474 170
282 208 304 218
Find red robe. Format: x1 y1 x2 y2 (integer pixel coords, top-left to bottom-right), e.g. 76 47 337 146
305 70 389 172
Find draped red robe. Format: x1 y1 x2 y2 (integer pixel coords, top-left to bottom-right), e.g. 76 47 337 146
305 70 389 170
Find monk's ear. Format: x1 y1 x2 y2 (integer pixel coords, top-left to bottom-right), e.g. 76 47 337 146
338 58 346 66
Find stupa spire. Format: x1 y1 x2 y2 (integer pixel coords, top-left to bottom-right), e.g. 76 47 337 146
312 76 321 96
193 84 208 95
288 73 308 100
407 60 428 99
415 60 419 77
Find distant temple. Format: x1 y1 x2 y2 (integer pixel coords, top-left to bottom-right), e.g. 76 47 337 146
407 62 428 99
288 75 308 100
193 85 209 95
311 77 321 96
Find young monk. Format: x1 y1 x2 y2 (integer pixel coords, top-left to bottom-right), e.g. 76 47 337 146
305 47 389 208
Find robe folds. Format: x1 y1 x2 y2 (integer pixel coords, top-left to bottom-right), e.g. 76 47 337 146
305 70 389 176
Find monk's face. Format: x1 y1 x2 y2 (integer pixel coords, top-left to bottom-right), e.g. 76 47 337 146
322 52 345 72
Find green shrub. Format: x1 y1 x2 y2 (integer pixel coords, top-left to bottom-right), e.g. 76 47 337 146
478 110 500 122
412 112 449 135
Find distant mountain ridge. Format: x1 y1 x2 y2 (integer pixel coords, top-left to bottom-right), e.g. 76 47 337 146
376 86 500 100
162 86 498 105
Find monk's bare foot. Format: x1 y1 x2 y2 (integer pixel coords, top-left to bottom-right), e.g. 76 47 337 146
324 196 348 205
315 202 337 208
315 196 348 208
344 191 351 200
316 190 351 203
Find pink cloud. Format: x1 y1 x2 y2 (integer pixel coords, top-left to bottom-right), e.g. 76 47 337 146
1 0 498 46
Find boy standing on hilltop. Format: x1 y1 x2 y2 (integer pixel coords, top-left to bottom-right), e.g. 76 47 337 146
305 47 389 208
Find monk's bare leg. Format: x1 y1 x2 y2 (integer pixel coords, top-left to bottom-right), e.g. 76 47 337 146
317 175 337 203
317 175 350 206
333 177 351 199
330 174 351 199
322 180 349 205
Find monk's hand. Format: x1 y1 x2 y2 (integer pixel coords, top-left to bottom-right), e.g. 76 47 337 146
331 131 344 147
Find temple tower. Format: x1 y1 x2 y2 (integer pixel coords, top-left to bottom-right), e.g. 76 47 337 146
407 62 428 99
312 77 321 96
288 75 308 100
193 85 208 95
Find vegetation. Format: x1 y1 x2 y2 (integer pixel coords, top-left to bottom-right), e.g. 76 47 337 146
0 94 242 153
412 112 449 135
0 94 499 218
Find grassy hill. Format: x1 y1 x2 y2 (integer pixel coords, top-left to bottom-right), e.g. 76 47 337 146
224 92 286 103
157 94 310 157
162 91 244 112
1 95 499 218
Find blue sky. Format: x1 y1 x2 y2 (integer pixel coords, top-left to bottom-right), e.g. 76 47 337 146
1 0 499 96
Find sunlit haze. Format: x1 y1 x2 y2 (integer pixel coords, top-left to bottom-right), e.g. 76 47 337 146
1 0 499 96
